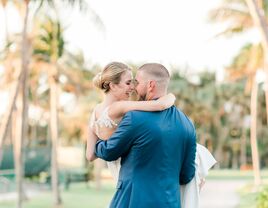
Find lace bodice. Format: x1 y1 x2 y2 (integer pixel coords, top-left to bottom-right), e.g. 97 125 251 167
89 106 119 139
95 107 118 128
89 106 121 181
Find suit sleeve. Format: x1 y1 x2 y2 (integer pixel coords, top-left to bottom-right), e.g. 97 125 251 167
94 112 135 161
180 128 196 185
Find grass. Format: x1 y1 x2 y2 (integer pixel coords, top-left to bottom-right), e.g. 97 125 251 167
236 178 268 208
237 183 259 208
238 192 258 208
0 181 115 208
207 169 268 180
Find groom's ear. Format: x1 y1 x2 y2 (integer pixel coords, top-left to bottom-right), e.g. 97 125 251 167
148 80 156 93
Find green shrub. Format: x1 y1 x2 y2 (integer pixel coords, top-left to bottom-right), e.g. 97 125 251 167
257 187 268 208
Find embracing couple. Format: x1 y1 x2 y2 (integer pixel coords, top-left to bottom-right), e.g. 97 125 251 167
86 62 216 208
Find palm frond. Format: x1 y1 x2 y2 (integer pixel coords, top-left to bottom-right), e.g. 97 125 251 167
209 7 250 22
213 26 247 38
33 15 65 63
226 43 263 84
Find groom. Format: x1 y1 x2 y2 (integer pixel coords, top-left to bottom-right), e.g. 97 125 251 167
95 63 196 208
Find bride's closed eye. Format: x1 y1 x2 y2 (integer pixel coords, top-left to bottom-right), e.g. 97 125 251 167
125 80 132 85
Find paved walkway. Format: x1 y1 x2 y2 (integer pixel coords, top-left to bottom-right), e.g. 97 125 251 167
200 179 247 208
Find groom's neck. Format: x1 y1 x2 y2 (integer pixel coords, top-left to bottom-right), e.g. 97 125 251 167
146 91 166 100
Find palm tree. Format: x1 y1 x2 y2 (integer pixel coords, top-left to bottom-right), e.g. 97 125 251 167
0 0 99 155
32 13 95 205
0 1 100 206
227 43 263 184
209 0 264 186
245 0 268 126
0 1 22 165
0 47 21 168
0 1 32 207
33 15 65 205
210 0 268 124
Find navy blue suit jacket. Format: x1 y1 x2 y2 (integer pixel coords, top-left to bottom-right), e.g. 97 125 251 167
95 106 196 208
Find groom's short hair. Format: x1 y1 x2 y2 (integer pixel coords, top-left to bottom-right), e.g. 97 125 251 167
138 63 170 87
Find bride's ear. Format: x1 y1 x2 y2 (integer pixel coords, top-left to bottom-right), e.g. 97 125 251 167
109 82 116 92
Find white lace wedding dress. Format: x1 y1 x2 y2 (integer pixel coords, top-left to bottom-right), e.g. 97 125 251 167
180 144 216 208
90 106 217 208
90 106 121 181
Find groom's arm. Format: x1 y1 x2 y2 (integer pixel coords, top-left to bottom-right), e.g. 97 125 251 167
95 112 135 161
180 129 196 185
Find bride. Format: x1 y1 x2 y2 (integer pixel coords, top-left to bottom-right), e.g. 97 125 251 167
86 61 216 208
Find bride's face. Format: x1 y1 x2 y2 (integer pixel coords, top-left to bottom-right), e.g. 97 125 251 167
112 70 134 101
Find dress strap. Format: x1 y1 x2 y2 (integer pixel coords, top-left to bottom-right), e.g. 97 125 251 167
103 107 118 127
95 106 118 128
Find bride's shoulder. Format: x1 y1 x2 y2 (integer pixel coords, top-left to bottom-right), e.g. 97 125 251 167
93 103 106 117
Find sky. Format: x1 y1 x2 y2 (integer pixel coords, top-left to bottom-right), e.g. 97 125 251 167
0 0 264 115
0 0 260 73
63 0 259 72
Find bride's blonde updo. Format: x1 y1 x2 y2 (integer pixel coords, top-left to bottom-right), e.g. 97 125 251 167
93 62 131 93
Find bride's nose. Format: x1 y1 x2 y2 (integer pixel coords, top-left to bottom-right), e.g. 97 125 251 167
130 82 135 90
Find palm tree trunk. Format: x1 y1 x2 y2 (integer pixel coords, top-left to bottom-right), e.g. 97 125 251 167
262 56 268 126
14 1 31 207
266 79 268 125
49 66 62 206
240 128 247 168
214 124 228 169
14 93 24 208
250 75 261 186
21 2 30 148
246 0 268 48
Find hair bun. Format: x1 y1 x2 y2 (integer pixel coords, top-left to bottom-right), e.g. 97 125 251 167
92 62 130 93
93 72 103 90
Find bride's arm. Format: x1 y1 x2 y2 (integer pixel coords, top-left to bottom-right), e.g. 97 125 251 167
86 127 98 162
109 93 176 119
86 111 98 161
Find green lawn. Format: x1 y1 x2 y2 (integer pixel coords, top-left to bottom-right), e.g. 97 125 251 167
0 181 115 208
238 191 258 208
207 169 268 180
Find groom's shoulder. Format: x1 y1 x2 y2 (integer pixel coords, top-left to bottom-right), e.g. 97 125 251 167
175 107 195 127
121 110 143 119
126 110 148 117
175 106 189 118
120 110 148 127
124 110 153 120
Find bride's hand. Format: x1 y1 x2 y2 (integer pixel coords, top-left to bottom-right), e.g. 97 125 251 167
199 178 206 192
158 93 176 109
